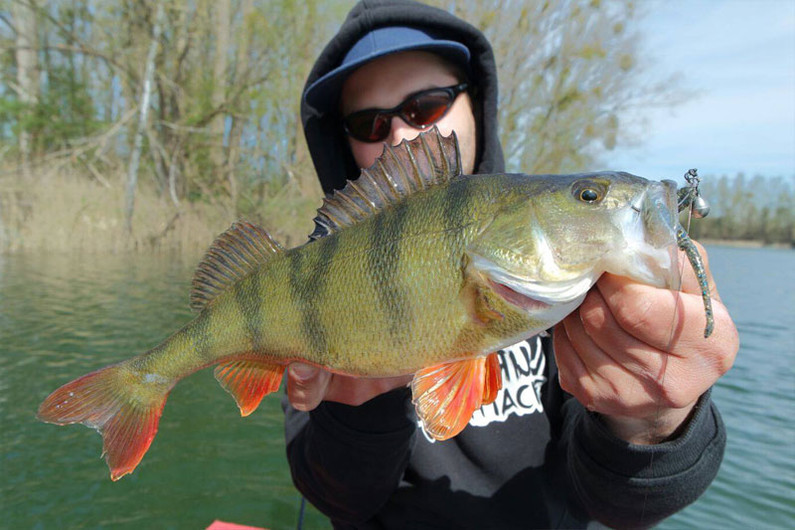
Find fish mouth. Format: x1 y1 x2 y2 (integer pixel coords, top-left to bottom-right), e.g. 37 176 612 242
618 181 682 290
477 254 597 305
487 278 552 312
485 271 589 327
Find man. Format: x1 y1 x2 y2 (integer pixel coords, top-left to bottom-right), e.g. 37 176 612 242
283 1 738 528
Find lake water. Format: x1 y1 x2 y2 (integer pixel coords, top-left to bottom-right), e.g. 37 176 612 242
1 245 792 529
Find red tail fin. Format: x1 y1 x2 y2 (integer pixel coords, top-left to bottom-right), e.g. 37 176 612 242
37 363 171 481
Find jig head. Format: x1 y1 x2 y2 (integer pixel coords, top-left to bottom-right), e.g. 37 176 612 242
677 168 711 219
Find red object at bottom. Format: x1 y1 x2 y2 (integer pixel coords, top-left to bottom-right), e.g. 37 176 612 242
206 520 267 530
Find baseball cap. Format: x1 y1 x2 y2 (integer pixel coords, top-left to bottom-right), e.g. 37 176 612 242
303 26 470 116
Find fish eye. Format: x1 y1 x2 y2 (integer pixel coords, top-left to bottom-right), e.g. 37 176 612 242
572 181 606 204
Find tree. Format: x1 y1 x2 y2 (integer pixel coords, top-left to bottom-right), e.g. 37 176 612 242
11 0 39 178
436 0 687 173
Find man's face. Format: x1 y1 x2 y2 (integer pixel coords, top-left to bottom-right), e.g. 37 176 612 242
340 50 477 174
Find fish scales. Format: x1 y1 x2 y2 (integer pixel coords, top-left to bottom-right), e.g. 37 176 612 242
37 128 713 480
258 176 506 375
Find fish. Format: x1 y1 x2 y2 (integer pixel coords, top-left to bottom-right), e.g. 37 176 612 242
37 127 714 481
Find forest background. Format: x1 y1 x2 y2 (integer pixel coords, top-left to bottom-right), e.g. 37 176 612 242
1 0 792 255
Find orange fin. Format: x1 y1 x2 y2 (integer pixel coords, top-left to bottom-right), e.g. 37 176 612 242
411 354 503 441
37 363 171 481
481 352 502 406
214 359 284 416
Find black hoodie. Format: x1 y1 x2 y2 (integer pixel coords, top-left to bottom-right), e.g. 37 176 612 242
285 1 726 528
300 0 504 193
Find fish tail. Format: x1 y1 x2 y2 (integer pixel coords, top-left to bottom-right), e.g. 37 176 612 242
37 358 173 481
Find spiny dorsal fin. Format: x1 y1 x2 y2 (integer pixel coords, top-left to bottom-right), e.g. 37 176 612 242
190 220 283 312
309 126 462 240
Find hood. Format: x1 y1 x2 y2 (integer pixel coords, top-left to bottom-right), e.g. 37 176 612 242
300 0 505 194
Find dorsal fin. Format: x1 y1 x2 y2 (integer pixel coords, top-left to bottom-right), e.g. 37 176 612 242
309 126 462 240
190 220 283 312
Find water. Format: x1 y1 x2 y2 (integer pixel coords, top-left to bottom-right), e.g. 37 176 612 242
659 245 795 529
0 252 329 530
1 246 793 529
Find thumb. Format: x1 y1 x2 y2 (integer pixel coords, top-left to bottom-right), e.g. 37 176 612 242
286 362 331 411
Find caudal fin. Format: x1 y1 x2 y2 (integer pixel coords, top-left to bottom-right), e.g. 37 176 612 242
37 362 171 481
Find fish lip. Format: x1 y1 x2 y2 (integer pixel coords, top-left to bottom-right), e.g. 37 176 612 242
486 266 596 305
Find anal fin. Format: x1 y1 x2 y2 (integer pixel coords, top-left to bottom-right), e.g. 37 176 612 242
214 359 284 416
411 352 503 440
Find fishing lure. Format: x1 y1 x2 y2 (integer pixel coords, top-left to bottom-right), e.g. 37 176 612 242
676 169 714 338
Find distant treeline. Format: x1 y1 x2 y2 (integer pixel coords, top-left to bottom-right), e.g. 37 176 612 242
686 174 794 246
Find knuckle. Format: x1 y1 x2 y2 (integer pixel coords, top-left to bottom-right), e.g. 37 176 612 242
557 369 574 394
656 379 691 410
613 296 655 335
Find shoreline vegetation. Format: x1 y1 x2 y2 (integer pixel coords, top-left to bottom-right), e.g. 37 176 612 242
0 163 322 256
1 163 791 257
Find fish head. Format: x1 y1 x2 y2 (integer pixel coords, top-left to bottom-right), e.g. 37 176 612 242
468 172 681 310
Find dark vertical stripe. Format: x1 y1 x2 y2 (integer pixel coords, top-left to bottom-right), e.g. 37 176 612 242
441 176 477 264
368 201 409 339
444 176 476 237
234 274 263 351
289 236 339 356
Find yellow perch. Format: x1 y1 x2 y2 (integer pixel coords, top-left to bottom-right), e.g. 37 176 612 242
38 128 700 480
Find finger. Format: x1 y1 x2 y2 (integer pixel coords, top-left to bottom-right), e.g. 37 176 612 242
557 305 658 417
552 319 595 408
286 362 331 411
596 273 717 355
577 285 668 381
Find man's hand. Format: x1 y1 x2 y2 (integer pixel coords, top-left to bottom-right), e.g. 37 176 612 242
286 362 412 411
553 241 739 444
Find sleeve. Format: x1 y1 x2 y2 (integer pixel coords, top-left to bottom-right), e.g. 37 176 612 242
282 386 417 525
563 389 726 528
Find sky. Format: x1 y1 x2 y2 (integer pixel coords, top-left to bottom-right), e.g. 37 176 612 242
607 0 795 181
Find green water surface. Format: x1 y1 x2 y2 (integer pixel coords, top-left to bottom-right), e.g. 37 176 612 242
1 246 793 529
0 252 329 529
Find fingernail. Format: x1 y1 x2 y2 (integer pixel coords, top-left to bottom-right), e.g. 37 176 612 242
289 363 317 381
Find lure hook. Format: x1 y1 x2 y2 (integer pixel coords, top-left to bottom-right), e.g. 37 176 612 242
677 168 711 219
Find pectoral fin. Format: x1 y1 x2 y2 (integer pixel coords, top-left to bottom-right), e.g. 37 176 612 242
460 254 504 326
411 352 502 440
214 359 285 416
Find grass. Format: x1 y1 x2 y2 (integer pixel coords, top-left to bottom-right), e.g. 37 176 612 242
0 162 323 256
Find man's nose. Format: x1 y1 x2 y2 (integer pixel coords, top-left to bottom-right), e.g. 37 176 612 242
387 116 421 146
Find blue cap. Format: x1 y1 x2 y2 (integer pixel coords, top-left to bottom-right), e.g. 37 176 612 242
304 26 470 116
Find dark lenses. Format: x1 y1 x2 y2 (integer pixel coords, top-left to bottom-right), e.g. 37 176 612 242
343 84 466 143
403 91 454 129
345 110 392 143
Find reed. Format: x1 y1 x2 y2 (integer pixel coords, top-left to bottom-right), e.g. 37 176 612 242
0 163 321 255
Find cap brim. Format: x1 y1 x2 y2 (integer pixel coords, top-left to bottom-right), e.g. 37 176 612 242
304 40 470 117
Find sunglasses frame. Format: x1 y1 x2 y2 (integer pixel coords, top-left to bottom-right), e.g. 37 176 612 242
343 82 469 143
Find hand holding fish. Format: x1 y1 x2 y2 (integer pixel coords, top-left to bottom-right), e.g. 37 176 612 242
286 363 411 411
554 241 739 444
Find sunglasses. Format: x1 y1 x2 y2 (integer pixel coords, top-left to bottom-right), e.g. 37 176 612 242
343 83 469 143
